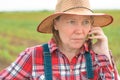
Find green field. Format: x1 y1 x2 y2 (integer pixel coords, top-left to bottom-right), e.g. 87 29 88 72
0 10 120 73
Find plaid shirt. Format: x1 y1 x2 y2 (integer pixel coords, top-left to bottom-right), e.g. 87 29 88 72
0 38 119 80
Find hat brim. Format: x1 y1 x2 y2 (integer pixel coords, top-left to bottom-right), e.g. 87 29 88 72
37 12 113 33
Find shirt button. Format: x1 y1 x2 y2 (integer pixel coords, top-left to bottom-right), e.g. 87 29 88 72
70 69 72 72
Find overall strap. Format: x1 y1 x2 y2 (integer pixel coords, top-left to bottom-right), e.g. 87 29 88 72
42 43 52 80
84 51 94 79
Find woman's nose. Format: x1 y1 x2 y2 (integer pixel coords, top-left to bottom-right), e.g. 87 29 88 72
74 26 83 34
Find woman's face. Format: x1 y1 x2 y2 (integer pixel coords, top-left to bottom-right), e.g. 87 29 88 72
54 14 92 49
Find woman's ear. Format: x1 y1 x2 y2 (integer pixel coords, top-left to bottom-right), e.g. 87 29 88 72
53 19 59 30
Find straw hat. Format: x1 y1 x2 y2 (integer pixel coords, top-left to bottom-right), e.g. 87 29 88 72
37 0 113 33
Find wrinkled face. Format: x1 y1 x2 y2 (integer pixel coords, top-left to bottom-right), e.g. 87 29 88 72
54 14 92 49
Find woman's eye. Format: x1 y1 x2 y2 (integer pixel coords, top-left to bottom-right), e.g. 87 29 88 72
67 20 76 24
70 20 75 23
82 20 91 26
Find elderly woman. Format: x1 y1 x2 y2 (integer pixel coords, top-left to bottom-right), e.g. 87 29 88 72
0 0 119 80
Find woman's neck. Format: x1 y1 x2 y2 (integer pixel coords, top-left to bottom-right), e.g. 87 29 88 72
58 44 81 61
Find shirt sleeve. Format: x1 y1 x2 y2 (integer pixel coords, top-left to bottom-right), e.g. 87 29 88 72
97 51 119 80
109 50 120 80
0 48 33 80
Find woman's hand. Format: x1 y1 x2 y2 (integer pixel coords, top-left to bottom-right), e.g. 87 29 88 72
88 27 111 62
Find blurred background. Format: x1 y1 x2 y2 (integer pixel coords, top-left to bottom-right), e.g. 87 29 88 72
0 0 120 74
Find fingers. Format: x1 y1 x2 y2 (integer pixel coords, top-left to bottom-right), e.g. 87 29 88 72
89 27 104 35
88 27 107 41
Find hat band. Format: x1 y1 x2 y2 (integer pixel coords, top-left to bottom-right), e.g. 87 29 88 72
63 7 93 13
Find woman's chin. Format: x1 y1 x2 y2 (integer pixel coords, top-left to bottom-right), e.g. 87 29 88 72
70 44 83 49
